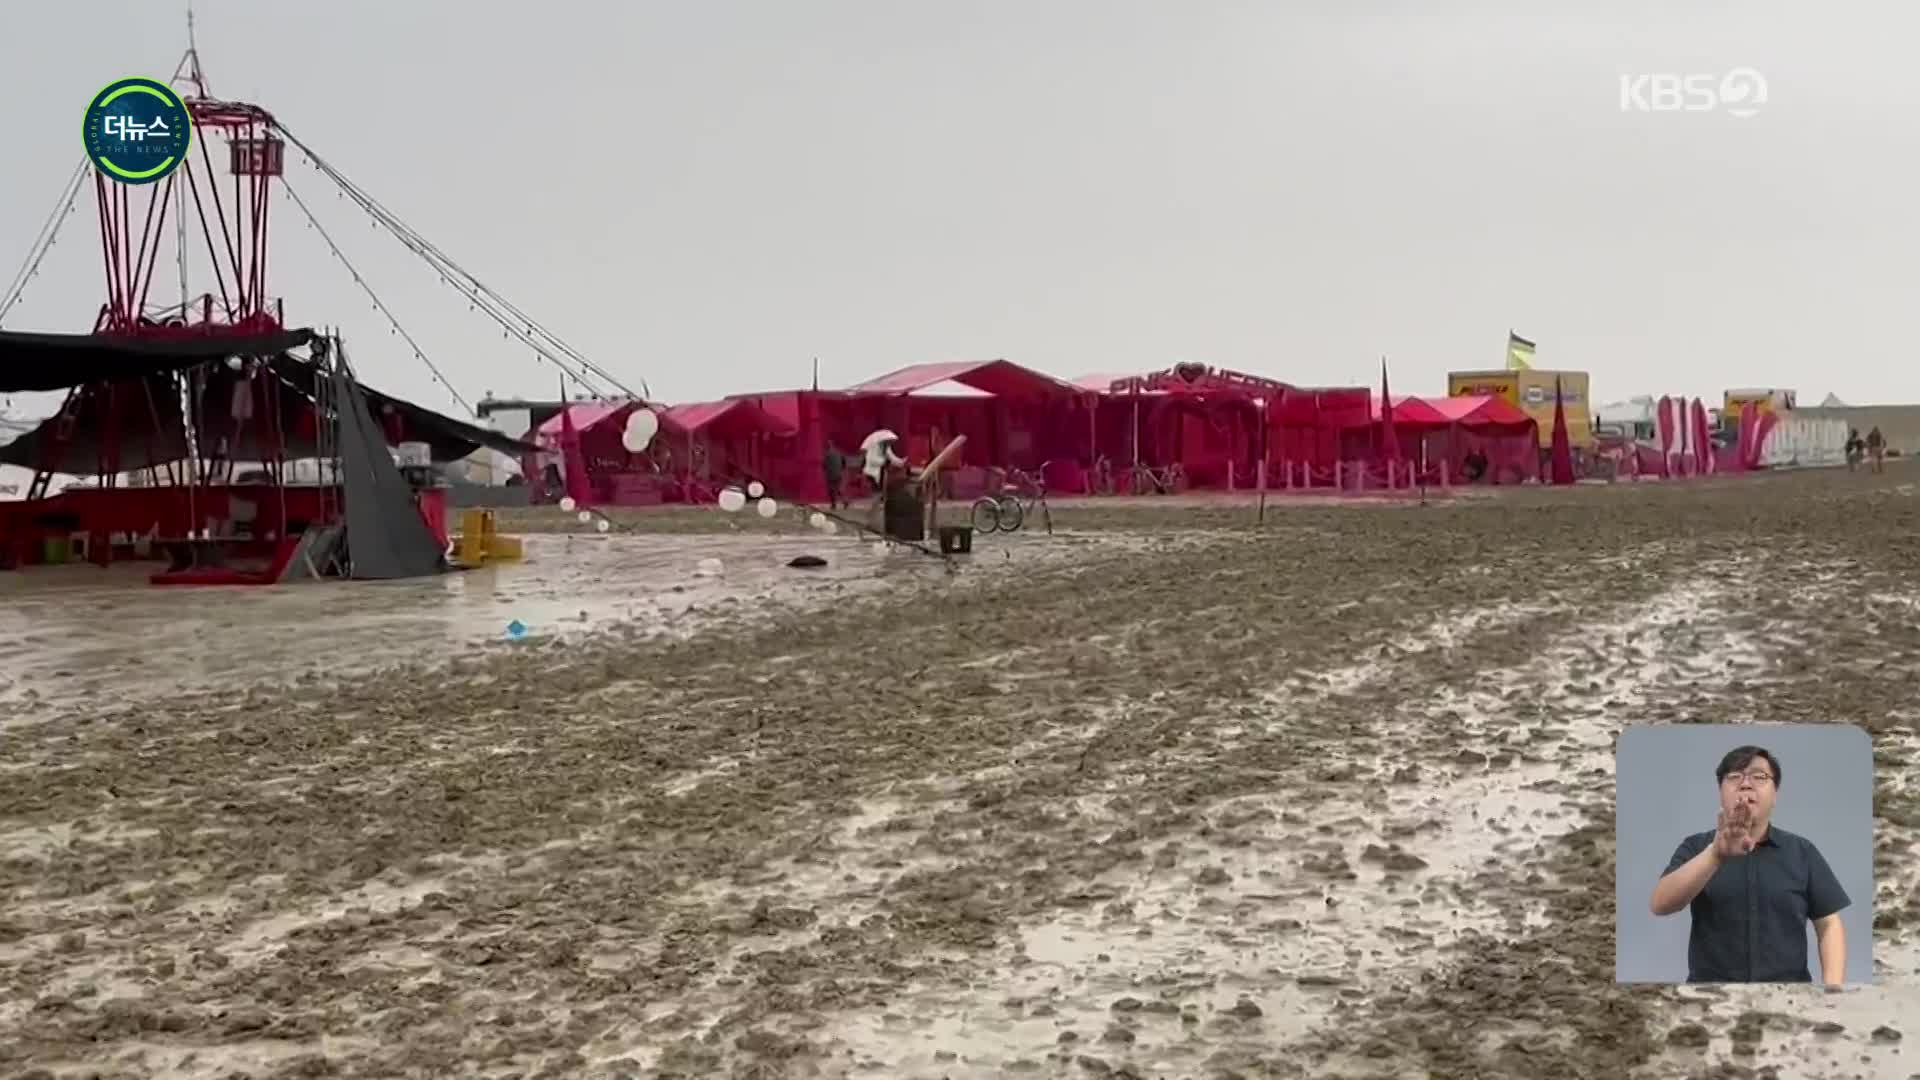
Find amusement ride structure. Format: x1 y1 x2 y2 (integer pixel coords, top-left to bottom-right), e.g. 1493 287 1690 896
0 19 647 580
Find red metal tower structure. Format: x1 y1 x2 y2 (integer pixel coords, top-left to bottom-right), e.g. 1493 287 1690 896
6 11 644 513
94 13 285 340
18 20 293 506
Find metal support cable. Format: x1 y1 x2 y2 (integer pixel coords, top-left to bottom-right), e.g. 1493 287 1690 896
1 158 89 326
280 176 473 416
316 158 636 397
292 141 616 400
275 121 649 400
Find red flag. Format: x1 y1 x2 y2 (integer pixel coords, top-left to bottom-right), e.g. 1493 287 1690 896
558 404 593 508
1674 398 1692 476
1691 399 1712 476
1549 377 1575 485
1378 358 1400 462
1656 396 1675 478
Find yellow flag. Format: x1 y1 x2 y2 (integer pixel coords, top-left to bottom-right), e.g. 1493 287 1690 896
1506 332 1535 370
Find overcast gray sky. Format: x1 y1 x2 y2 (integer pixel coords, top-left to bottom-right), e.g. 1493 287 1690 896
2 0 1914 418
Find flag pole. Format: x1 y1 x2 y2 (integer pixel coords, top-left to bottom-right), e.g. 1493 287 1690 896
1256 396 1268 524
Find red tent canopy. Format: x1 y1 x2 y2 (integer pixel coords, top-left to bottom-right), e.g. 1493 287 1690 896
1359 394 1534 428
1367 394 1452 426
846 359 1080 398
534 401 637 440
662 398 796 440
1443 395 1533 427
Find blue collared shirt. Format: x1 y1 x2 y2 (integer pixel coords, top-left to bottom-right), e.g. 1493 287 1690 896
1662 823 1849 982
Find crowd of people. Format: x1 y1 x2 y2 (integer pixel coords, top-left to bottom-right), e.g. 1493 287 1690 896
1845 426 1885 472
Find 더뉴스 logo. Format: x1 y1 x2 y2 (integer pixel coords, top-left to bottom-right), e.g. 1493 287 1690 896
83 77 194 184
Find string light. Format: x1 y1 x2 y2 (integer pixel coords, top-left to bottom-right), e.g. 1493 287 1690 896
0 157 86 327
280 174 472 416
278 119 637 401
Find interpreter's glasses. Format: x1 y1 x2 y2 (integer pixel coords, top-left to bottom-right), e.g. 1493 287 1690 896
1724 770 1775 787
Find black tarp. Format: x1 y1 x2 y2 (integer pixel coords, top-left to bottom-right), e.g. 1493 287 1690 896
0 374 191 474
265 355 534 461
331 352 447 580
0 353 537 472
0 328 316 393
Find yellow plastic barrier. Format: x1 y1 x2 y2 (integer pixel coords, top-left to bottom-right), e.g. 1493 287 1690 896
452 509 523 565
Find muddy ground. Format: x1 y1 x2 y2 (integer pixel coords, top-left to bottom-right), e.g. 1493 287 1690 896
3 468 1919 1079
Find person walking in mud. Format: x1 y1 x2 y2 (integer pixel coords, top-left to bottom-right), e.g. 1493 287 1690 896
1866 426 1886 473
1648 746 1850 984
1845 429 1864 471
1461 447 1489 483
822 441 847 509
862 432 907 527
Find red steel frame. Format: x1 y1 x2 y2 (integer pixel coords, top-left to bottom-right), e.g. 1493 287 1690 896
93 65 283 338
25 52 295 540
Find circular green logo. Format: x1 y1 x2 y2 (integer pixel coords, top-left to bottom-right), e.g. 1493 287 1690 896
83 77 194 184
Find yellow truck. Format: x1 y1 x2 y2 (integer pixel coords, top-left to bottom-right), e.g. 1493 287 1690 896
1447 368 1593 448
1723 388 1795 418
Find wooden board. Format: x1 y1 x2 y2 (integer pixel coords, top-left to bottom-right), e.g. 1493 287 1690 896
917 435 968 490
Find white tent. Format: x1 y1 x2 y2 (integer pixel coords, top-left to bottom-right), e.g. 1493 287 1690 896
1595 395 1657 425
1 410 42 500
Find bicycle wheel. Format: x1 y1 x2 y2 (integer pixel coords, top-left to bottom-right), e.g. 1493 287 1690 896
997 497 1025 533
969 497 1002 533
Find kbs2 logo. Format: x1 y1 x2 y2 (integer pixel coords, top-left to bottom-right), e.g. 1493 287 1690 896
1618 68 1767 119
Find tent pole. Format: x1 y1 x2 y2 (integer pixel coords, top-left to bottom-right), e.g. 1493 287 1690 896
1131 386 1140 469
1256 398 1268 525
1087 395 1096 492
185 367 199 537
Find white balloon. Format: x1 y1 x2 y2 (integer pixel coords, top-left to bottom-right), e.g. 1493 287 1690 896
226 356 244 371
625 407 659 442
577 510 592 523
558 496 576 512
621 426 653 453
808 512 827 529
596 519 611 532
756 498 779 518
717 487 747 512
747 481 765 498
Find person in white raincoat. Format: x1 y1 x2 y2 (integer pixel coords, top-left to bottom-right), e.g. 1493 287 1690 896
862 431 905 485
860 430 907 528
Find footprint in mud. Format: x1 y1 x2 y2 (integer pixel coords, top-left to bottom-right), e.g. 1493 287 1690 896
1359 843 1429 872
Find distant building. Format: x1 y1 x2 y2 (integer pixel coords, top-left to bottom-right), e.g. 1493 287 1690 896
474 395 574 440
1794 403 1920 456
